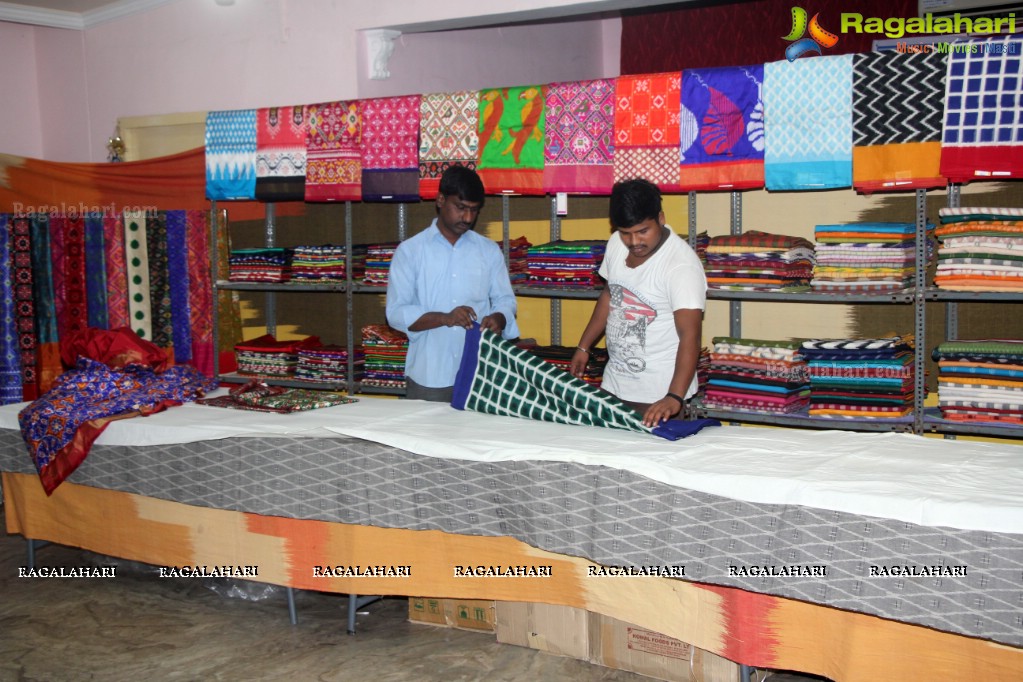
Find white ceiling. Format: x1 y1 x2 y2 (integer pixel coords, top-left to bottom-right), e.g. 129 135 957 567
0 0 179 29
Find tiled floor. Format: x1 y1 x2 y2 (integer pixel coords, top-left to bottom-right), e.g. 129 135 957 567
0 513 831 682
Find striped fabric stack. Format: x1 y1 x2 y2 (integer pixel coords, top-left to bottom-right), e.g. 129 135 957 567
290 244 367 282
701 337 810 414
228 248 293 283
359 324 408 389
502 235 531 285
517 343 608 387
362 243 399 286
295 344 365 383
812 223 923 294
935 207 1023 292
525 240 607 289
704 231 814 292
800 335 915 419
693 231 710 266
932 339 1023 425
234 334 320 378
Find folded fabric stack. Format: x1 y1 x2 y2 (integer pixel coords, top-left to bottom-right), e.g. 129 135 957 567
360 324 408 389
295 344 365 383
697 346 710 394
702 337 810 414
693 231 710 265
517 343 609 387
932 339 1023 425
935 207 1023 292
197 381 356 414
228 248 293 283
526 240 607 289
362 242 399 286
800 335 915 419
704 231 814 292
234 334 320 377
290 244 367 282
812 222 924 294
502 235 532 285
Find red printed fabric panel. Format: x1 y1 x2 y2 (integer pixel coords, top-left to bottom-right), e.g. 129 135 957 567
418 91 479 199
305 101 362 202
186 210 214 376
12 217 37 400
476 85 546 195
679 65 765 191
543 79 616 195
360 95 422 202
255 106 308 201
613 72 682 192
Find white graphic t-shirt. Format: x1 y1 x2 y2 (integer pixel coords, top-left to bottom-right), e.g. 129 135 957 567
598 227 706 403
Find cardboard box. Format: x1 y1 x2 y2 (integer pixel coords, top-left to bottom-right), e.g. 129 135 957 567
408 597 496 632
588 612 740 682
494 602 740 682
495 601 590 660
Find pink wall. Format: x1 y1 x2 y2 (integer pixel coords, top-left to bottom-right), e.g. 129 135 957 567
0 22 44 158
0 0 622 162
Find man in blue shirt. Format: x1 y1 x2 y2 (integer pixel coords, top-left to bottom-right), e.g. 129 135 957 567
386 165 519 402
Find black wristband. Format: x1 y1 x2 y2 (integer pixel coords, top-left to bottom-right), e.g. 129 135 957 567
664 392 685 408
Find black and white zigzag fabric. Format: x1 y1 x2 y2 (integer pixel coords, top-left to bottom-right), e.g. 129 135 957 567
852 50 947 146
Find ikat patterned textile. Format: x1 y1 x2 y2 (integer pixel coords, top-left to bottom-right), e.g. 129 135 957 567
477 85 546 195
305 101 362 202
103 213 128 331
679 65 765 191
418 91 479 199
452 325 719 441
196 381 357 414
123 210 152 342
84 214 108 330
0 215 21 405
18 356 218 494
360 95 421 202
852 50 947 192
613 72 682 192
62 216 88 340
30 215 61 395
205 109 257 200
166 211 193 364
146 213 173 350
764 55 853 190
255 106 308 202
542 79 616 195
186 210 214 376
940 36 1023 183
12 217 37 399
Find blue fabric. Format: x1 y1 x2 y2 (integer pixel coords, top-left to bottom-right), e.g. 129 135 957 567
0 215 22 405
165 211 193 364
205 109 257 200
84 213 109 330
764 55 853 190
30 214 58 345
679 64 764 166
386 221 519 389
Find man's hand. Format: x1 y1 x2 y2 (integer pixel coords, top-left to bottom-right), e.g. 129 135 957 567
479 312 506 334
642 396 682 427
570 348 590 379
445 306 477 329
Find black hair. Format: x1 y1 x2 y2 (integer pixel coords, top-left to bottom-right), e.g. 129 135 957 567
438 164 486 206
609 178 662 229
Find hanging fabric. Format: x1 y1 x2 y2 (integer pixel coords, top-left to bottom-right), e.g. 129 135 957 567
852 50 947 192
84 213 109 330
30 214 61 393
62 215 89 342
0 215 21 405
12 217 37 400
679 64 765 191
418 90 480 199
940 35 1023 183
764 55 853 191
186 210 215 376
305 100 362 202
103 212 129 331
165 210 193 365
360 95 421 202
146 212 174 351
476 85 546 195
255 105 308 202
542 79 616 195
205 109 257 200
123 209 153 343
613 72 683 192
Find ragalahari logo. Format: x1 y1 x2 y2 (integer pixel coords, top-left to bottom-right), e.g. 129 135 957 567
783 7 839 61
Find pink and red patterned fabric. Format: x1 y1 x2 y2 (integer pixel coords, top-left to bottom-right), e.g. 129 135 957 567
613 72 683 192
360 95 421 202
256 105 309 201
543 79 616 195
305 101 362 202
418 91 479 199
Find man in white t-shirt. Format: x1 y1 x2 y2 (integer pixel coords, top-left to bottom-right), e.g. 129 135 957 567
570 179 707 427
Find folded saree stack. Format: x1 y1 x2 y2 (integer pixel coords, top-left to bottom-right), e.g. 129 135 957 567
701 337 810 414
812 222 924 294
360 324 408 389
525 240 606 289
932 339 1023 425
935 207 1023 292
704 231 814 292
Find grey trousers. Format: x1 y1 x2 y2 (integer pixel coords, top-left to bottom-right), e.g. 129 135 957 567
403 377 454 404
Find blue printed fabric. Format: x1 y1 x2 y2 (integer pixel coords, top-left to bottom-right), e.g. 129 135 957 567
206 109 258 200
